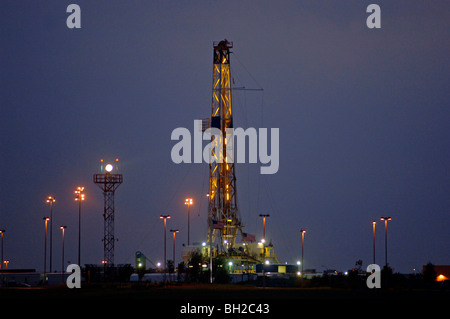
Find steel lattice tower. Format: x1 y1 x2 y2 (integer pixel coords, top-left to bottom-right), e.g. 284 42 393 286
93 162 123 266
208 40 241 252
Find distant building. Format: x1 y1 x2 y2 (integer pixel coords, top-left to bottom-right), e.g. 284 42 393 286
256 263 298 276
0 269 39 286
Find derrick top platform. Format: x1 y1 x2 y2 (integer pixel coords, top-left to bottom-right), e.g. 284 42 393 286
214 39 233 50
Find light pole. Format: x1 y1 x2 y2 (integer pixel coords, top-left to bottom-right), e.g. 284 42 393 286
0 229 4 270
380 217 392 268
170 229 180 267
300 229 306 277
74 187 85 267
372 221 376 265
185 198 193 245
46 196 55 272
60 226 67 282
43 217 50 279
160 215 171 273
259 214 270 240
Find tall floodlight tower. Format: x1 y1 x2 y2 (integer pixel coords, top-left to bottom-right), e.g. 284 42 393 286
208 40 241 252
93 159 123 267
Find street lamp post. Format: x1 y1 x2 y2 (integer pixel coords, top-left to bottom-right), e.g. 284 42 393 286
43 217 50 280
259 214 270 240
185 198 193 246
170 229 180 267
74 187 85 267
0 229 5 270
372 221 376 265
300 229 306 277
160 215 171 273
60 226 67 282
46 196 55 272
380 217 392 268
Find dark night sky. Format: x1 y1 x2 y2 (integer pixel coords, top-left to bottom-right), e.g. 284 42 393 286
0 1 449 274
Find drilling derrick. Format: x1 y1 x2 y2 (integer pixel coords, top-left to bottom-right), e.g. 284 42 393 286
208 40 241 252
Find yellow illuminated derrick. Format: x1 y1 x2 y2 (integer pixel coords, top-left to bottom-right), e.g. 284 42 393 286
208 40 241 252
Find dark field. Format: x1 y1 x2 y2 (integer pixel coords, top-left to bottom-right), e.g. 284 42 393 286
1 283 448 300
1 283 447 317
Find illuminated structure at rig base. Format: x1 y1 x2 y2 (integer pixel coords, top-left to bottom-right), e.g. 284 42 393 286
93 158 123 267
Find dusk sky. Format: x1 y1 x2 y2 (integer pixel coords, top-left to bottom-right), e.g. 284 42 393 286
1 1 449 274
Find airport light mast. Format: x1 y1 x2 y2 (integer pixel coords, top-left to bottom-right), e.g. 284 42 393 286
93 158 123 269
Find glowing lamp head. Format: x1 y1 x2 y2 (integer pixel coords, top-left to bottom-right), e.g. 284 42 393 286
74 187 85 201
105 164 113 172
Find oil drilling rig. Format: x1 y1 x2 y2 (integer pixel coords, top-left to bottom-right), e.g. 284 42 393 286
207 39 240 250
202 40 278 273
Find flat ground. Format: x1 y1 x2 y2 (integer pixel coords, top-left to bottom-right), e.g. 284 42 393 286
0 283 448 300
2 284 447 317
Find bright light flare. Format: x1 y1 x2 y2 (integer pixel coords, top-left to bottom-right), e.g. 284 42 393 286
75 187 85 201
105 164 113 172
46 196 56 203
